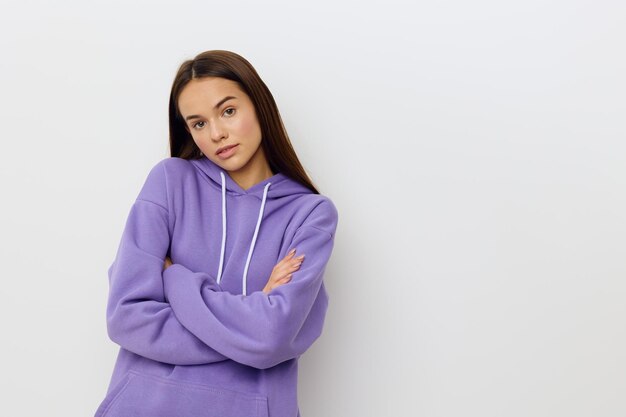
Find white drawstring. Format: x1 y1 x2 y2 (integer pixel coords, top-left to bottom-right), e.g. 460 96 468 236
216 172 228 286
216 171 271 296
243 182 271 296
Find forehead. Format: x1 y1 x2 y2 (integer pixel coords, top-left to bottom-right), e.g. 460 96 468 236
178 77 244 111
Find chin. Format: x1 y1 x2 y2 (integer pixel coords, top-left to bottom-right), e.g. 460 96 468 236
212 156 248 172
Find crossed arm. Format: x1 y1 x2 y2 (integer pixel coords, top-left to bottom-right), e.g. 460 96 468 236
106 197 336 369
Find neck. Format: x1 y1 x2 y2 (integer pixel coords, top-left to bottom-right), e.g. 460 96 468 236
228 148 274 191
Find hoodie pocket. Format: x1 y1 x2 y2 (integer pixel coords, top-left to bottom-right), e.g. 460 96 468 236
95 370 269 417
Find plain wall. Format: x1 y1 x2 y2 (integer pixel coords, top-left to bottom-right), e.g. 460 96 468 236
0 1 624 416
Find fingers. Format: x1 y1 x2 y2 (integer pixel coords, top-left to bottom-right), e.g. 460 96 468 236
277 273 293 286
266 250 306 293
293 254 305 265
284 248 304 258
282 254 304 272
279 250 304 267
278 254 304 280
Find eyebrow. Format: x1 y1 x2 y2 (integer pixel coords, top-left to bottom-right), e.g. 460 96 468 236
184 96 237 121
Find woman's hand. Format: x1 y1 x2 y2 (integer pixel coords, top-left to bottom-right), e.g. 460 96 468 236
163 255 173 271
263 249 305 294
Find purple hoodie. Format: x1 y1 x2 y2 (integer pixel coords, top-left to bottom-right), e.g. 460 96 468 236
94 156 338 417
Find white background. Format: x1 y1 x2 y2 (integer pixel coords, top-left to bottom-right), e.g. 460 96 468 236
0 1 624 416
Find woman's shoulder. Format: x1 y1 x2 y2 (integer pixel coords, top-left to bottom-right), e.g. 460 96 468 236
293 193 339 237
156 156 196 175
301 193 338 216
147 157 200 187
137 157 195 206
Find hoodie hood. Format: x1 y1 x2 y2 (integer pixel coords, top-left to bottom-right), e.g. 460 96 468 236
189 156 312 295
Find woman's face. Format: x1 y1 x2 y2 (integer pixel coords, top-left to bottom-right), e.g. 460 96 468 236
177 76 266 174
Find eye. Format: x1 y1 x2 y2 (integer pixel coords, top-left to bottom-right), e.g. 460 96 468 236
192 121 206 130
223 107 236 117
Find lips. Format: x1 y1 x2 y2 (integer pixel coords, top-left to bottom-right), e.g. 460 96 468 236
216 144 238 155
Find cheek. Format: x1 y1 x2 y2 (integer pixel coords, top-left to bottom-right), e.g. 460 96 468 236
236 114 261 138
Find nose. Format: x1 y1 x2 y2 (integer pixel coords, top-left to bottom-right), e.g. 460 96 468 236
209 119 227 142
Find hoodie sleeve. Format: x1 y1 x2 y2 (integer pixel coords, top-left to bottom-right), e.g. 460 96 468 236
105 160 230 366
162 200 338 370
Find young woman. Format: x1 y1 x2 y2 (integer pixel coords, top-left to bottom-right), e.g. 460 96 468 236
94 50 339 417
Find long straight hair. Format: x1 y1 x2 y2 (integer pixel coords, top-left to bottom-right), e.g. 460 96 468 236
168 50 320 194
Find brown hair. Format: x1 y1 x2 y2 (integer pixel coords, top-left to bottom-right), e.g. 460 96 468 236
168 50 320 194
